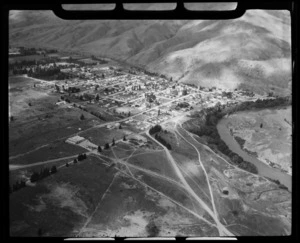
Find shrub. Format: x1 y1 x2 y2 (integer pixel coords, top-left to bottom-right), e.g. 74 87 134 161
51 165 57 173
30 172 39 183
146 221 160 237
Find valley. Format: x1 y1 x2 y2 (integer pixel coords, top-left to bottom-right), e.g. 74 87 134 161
9 51 291 237
8 6 292 238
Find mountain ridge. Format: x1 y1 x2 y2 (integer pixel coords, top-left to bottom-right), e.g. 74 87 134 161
9 9 291 95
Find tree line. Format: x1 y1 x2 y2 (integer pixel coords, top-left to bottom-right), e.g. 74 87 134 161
149 124 162 135
28 66 70 80
149 125 172 150
155 133 172 150
30 166 57 183
186 96 291 174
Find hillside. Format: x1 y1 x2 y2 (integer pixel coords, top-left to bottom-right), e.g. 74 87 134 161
9 9 291 95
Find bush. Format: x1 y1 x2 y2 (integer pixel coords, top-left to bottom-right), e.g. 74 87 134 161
78 154 86 161
30 172 39 183
51 165 57 174
155 134 172 150
145 221 160 237
149 124 162 135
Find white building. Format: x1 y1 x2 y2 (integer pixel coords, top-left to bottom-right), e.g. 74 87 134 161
66 135 86 145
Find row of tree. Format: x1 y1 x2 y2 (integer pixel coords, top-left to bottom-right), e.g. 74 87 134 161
30 166 57 183
97 136 128 153
10 179 26 193
28 66 70 80
154 133 172 150
77 153 87 161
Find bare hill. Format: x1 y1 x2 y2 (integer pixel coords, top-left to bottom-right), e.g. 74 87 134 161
9 9 291 95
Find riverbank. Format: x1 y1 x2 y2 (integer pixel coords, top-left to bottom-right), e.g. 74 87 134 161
217 118 291 191
184 96 291 191
224 106 291 176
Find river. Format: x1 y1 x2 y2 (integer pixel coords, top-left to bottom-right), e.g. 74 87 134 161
217 114 292 191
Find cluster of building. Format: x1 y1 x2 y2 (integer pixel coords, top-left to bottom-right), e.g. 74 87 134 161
28 57 266 135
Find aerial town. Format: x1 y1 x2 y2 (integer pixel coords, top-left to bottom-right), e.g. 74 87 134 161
9 45 291 238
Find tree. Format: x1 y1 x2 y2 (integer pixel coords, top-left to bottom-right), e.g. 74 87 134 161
51 165 57 173
80 114 85 120
105 143 110 149
112 138 115 146
77 153 86 161
123 135 127 141
66 162 69 167
146 221 160 237
42 168 50 177
73 158 78 164
98 146 102 152
28 102 32 106
30 172 39 183
38 228 43 237
119 124 122 129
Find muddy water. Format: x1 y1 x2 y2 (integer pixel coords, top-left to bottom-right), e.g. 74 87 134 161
217 114 292 191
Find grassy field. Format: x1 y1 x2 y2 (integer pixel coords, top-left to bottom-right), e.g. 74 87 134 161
9 54 47 64
76 169 217 237
9 75 102 158
127 150 180 181
80 127 131 147
10 154 219 237
10 141 87 165
10 156 118 237
225 106 292 174
9 104 98 157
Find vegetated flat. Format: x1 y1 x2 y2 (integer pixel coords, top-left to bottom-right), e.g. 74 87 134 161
126 150 180 182
9 157 74 186
75 170 218 237
9 140 87 165
9 54 47 64
9 76 99 157
80 127 132 147
225 106 292 174
10 157 117 237
179 119 291 235
10 155 219 237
